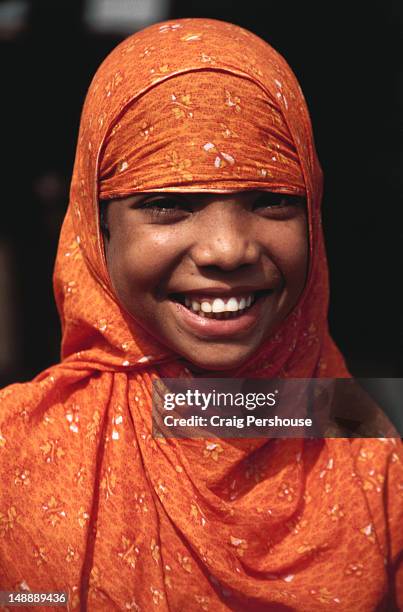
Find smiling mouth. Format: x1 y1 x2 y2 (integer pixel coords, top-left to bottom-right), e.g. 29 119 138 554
170 290 270 319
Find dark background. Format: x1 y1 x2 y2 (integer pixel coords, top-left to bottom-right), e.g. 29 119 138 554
1 0 402 388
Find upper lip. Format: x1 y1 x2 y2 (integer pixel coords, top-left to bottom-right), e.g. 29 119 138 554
169 286 271 297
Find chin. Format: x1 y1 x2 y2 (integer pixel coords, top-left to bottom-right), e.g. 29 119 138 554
183 348 254 373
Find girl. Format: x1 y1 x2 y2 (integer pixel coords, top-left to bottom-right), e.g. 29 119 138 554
0 18 402 611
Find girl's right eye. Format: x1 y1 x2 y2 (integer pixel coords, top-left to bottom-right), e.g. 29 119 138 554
137 196 192 220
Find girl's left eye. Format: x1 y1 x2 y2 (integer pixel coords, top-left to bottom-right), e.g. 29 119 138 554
253 193 306 216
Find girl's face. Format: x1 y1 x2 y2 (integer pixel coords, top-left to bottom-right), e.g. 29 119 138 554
103 191 308 371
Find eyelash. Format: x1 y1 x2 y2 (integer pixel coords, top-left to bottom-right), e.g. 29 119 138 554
253 194 305 211
139 198 189 216
138 194 305 218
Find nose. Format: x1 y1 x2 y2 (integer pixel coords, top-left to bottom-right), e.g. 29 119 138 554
189 200 261 271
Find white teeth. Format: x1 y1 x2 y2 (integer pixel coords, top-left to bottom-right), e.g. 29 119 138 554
201 301 212 313
212 298 225 313
226 297 239 312
182 293 256 314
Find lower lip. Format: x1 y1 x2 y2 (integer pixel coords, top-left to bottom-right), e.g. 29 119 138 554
171 293 272 339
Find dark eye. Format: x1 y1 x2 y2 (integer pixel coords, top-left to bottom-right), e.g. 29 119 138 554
253 193 306 217
138 196 191 220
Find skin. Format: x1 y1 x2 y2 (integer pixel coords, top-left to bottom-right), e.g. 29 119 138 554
103 191 308 371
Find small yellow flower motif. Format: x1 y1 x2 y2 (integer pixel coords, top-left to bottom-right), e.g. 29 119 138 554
33 546 48 566
359 523 376 544
66 404 80 433
122 40 137 55
297 542 316 555
117 535 140 570
159 23 182 33
125 598 141 611
42 496 66 527
68 585 80 610
310 588 341 604
150 64 170 77
362 472 385 493
65 545 76 563
229 535 248 556
150 586 164 605
0 506 19 537
165 151 193 181
140 122 154 139
110 122 121 136
198 546 213 565
78 506 90 528
171 93 194 120
164 564 172 589
172 107 185 120
344 562 364 577
151 538 160 564
40 439 65 464
278 481 295 502
257 167 273 178
225 90 241 112
134 491 149 513
14 467 30 486
64 238 81 261
358 448 375 462
203 442 224 462
181 32 202 41
195 595 210 610
89 565 100 589
156 480 169 498
177 552 192 573
0 388 13 400
118 160 129 173
86 410 100 443
327 504 345 521
248 61 263 78
220 123 237 138
100 466 117 501
105 70 123 97
65 280 78 296
140 45 155 58
200 52 216 64
190 503 198 519
74 465 86 487
269 109 283 127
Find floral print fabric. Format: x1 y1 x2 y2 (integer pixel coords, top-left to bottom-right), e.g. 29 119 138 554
99 72 305 198
0 17 402 611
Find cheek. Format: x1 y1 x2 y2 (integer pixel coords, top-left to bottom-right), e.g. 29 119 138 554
266 218 308 289
107 226 183 300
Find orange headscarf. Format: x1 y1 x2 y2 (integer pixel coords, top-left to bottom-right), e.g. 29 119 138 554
0 18 402 611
